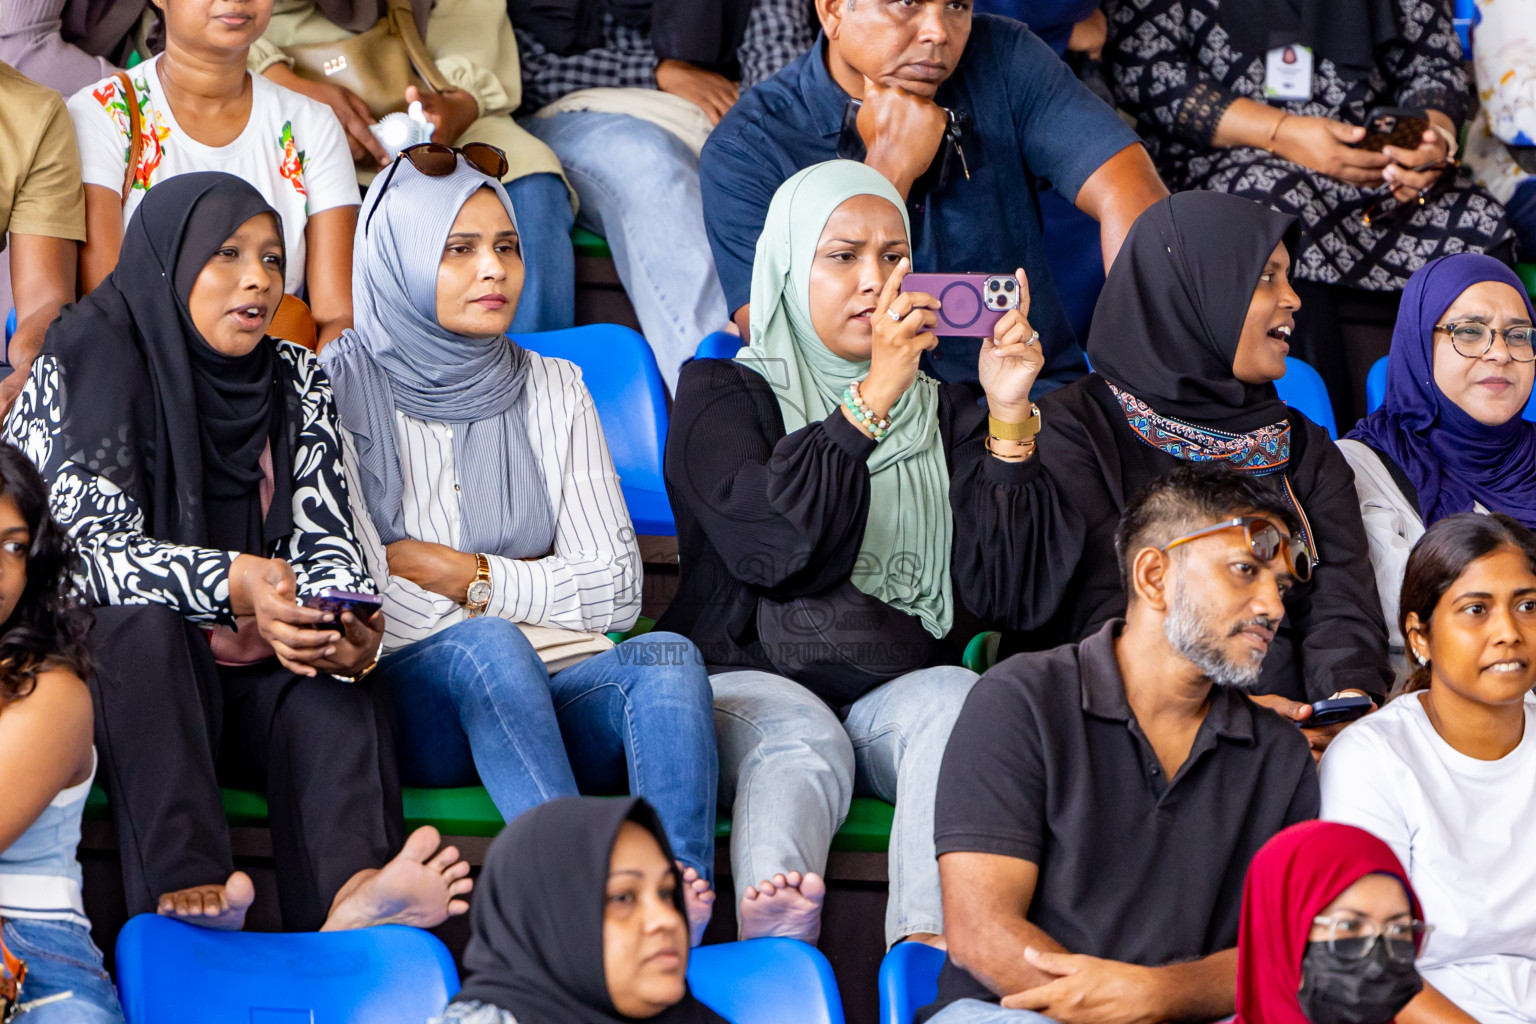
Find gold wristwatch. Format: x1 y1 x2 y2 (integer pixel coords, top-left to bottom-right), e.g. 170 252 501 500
464 553 492 616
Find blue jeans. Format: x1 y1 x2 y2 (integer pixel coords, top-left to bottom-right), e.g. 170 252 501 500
1 919 123 1023
520 111 728 391
926 999 1055 1023
504 172 576 334
374 618 717 878
709 665 978 944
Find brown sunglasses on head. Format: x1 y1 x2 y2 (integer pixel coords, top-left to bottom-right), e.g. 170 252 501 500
1161 515 1315 583
364 142 510 235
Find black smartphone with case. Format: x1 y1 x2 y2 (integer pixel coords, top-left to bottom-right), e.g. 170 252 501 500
1304 694 1374 728
303 588 383 623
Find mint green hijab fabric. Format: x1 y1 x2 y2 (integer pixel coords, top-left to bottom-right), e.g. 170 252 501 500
735 160 953 639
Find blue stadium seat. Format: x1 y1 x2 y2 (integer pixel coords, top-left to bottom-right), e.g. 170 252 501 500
1274 356 1338 438
1366 356 1388 414
1366 354 1536 421
114 916 459 1024
688 938 846 1024
4 308 14 343
879 941 946 1024
694 331 744 361
1453 0 1476 52
516 324 674 536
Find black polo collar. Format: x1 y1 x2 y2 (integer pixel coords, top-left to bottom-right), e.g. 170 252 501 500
1077 619 1257 745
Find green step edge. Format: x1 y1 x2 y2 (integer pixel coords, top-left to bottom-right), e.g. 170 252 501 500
571 226 612 260
85 786 895 853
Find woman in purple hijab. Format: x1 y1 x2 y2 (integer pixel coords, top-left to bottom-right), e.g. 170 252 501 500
1338 253 1536 655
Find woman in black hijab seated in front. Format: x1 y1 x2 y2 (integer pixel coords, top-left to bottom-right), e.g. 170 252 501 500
438 796 730 1024
2 171 470 937
968 191 1392 746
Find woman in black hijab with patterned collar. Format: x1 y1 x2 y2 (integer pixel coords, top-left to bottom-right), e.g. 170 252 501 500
2 171 470 936
438 796 730 1024
960 191 1391 748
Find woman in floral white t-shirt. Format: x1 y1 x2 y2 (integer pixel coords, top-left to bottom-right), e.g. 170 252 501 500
66 0 359 350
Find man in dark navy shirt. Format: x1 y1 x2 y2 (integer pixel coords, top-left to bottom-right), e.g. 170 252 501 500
921 465 1320 1023
699 0 1167 390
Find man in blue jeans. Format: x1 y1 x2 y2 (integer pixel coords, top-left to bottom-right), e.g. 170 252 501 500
510 0 817 390
699 0 1169 391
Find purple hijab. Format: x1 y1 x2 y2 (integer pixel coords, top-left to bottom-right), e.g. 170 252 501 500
1346 254 1536 528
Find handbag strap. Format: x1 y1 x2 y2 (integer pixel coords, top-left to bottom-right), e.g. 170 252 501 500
0 917 26 1010
386 0 450 93
113 70 144 207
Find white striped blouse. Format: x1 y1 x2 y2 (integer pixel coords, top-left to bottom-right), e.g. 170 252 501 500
340 353 643 654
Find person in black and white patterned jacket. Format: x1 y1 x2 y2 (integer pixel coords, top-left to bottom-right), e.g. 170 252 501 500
4 172 474 937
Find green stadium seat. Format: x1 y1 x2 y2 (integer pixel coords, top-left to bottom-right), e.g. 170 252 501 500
1518 263 1536 300
86 788 898 852
571 226 612 259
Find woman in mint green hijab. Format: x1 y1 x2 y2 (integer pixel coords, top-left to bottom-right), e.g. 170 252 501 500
657 160 1067 949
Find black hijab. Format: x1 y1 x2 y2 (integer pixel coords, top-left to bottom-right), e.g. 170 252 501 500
507 0 750 71
1217 0 1399 80
1086 191 1300 434
43 172 293 556
455 797 729 1024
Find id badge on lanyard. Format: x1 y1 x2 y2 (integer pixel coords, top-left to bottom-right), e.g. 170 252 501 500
1263 44 1314 102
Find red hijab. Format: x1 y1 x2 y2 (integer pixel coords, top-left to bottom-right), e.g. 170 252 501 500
1235 821 1422 1024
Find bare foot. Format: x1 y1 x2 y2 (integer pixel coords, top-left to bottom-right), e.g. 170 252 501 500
157 871 255 931
321 826 473 932
679 862 715 947
738 871 826 943
903 931 948 950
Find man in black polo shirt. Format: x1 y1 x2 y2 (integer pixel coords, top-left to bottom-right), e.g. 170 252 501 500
921 464 1320 1024
698 0 1168 389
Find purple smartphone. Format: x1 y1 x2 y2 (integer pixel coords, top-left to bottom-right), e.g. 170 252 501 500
303 588 383 621
900 273 1020 337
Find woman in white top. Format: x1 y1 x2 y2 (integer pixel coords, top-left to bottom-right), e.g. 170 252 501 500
321 148 719 946
1320 511 1536 1024
0 442 121 1022
1338 253 1536 652
66 0 359 344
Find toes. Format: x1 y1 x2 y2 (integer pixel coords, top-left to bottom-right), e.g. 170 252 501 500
741 886 760 901
447 877 474 899
400 825 442 861
447 899 469 917
800 872 829 901
428 844 462 872
771 873 788 888
226 872 256 908
441 859 471 882
785 871 803 889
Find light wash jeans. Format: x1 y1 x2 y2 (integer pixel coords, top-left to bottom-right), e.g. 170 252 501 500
710 665 978 946
503 172 576 335
926 999 1055 1023
2 918 124 1022
520 111 728 391
375 617 718 878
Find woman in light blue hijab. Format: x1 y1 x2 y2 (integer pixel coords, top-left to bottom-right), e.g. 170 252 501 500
657 160 1069 947
322 149 720 945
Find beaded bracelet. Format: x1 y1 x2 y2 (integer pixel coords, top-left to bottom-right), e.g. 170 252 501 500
843 379 891 442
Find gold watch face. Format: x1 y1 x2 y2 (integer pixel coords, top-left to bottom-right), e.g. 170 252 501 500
467 580 493 606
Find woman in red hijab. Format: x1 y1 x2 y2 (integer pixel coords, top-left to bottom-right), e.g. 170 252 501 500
1236 821 1429 1024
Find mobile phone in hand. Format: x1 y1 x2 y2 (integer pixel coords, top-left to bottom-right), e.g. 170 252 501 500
302 589 382 624
901 273 1020 337
1355 107 1429 152
1303 694 1374 728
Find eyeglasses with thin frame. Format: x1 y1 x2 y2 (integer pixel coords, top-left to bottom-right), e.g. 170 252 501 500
364 142 510 235
1311 914 1433 964
1434 321 1536 362
1160 515 1314 583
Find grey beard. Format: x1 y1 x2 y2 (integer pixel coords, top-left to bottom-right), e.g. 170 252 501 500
1162 579 1267 690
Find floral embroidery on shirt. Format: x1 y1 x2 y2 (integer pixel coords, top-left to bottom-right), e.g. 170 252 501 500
92 75 170 191
277 121 307 198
